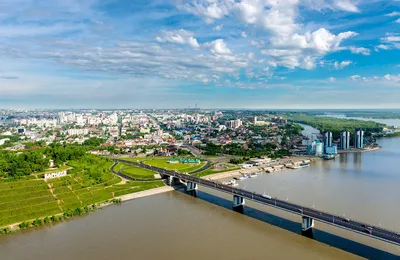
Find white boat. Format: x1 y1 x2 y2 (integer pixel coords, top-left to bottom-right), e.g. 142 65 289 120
225 179 238 186
249 173 258 178
239 174 249 180
291 162 310 169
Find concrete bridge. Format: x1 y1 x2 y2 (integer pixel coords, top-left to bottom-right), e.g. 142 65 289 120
116 159 400 246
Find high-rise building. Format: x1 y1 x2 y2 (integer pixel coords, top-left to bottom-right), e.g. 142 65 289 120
354 128 364 149
307 140 324 156
323 131 332 153
340 130 350 150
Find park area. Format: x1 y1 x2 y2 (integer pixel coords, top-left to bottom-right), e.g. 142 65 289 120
121 157 208 173
142 158 207 173
114 163 158 180
0 159 163 229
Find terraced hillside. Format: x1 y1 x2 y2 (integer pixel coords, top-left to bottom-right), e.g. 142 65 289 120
0 160 164 228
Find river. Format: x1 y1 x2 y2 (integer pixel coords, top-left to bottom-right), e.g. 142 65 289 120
1 127 400 259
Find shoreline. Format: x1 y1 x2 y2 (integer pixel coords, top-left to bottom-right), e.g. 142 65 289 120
338 146 381 154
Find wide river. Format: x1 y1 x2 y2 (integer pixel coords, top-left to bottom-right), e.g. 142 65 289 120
1 126 400 259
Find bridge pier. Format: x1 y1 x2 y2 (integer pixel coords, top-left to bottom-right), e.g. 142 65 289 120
186 181 198 192
301 216 314 232
233 195 245 209
167 176 180 186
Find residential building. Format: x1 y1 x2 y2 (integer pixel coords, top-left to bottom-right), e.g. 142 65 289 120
340 130 350 150
354 128 364 149
323 131 332 153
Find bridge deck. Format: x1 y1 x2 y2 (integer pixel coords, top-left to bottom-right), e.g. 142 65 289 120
117 159 400 246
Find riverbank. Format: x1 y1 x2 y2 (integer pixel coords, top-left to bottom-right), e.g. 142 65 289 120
338 146 381 154
115 186 175 202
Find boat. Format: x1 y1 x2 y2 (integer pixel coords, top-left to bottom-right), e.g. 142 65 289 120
239 174 249 180
249 173 258 178
291 162 310 169
225 179 238 186
322 154 337 160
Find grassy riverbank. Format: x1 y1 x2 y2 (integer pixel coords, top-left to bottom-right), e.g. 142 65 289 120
0 156 164 234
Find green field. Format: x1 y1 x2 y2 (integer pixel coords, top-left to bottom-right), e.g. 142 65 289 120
141 158 207 173
0 165 164 228
117 163 157 180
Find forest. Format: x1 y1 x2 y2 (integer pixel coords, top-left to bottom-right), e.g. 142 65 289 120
289 114 385 137
0 139 105 178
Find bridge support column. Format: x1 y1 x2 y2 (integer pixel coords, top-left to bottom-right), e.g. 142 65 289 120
233 195 245 209
301 216 314 232
167 176 179 186
186 181 198 192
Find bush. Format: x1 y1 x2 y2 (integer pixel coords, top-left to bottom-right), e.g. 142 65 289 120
43 216 51 224
32 219 43 227
0 227 11 235
18 221 30 230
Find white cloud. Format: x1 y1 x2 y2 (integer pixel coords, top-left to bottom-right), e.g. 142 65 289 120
263 28 357 69
0 24 83 37
348 46 371 55
332 0 359 13
349 74 400 84
328 77 336 82
241 31 247 38
334 60 352 69
203 39 232 55
213 24 223 31
396 18 400 24
375 44 391 50
380 34 400 49
385 12 400 17
156 29 200 48
178 0 233 23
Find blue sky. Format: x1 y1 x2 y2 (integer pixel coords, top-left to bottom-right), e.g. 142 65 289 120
0 0 399 109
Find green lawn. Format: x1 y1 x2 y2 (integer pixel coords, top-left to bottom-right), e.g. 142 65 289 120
142 158 206 173
117 163 157 180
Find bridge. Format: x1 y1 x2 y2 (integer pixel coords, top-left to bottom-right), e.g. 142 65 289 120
117 159 400 247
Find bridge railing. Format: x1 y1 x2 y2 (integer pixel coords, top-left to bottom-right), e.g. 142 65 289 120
128 161 400 236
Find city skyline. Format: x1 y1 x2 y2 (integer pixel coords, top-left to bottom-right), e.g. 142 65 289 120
1 0 399 109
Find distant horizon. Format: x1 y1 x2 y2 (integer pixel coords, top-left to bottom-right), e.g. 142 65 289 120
2 107 400 112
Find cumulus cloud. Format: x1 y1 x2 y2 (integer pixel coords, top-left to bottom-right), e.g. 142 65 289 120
156 29 200 48
328 77 336 82
334 60 352 69
176 1 362 70
203 39 232 55
262 28 357 69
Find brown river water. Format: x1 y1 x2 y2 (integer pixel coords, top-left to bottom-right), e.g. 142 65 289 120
1 137 400 259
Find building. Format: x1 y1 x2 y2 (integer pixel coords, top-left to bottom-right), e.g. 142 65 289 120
225 119 242 129
323 132 332 153
325 145 338 155
354 129 364 149
340 130 350 150
307 140 324 156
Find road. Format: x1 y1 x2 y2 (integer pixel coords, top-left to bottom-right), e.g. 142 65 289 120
136 161 400 247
